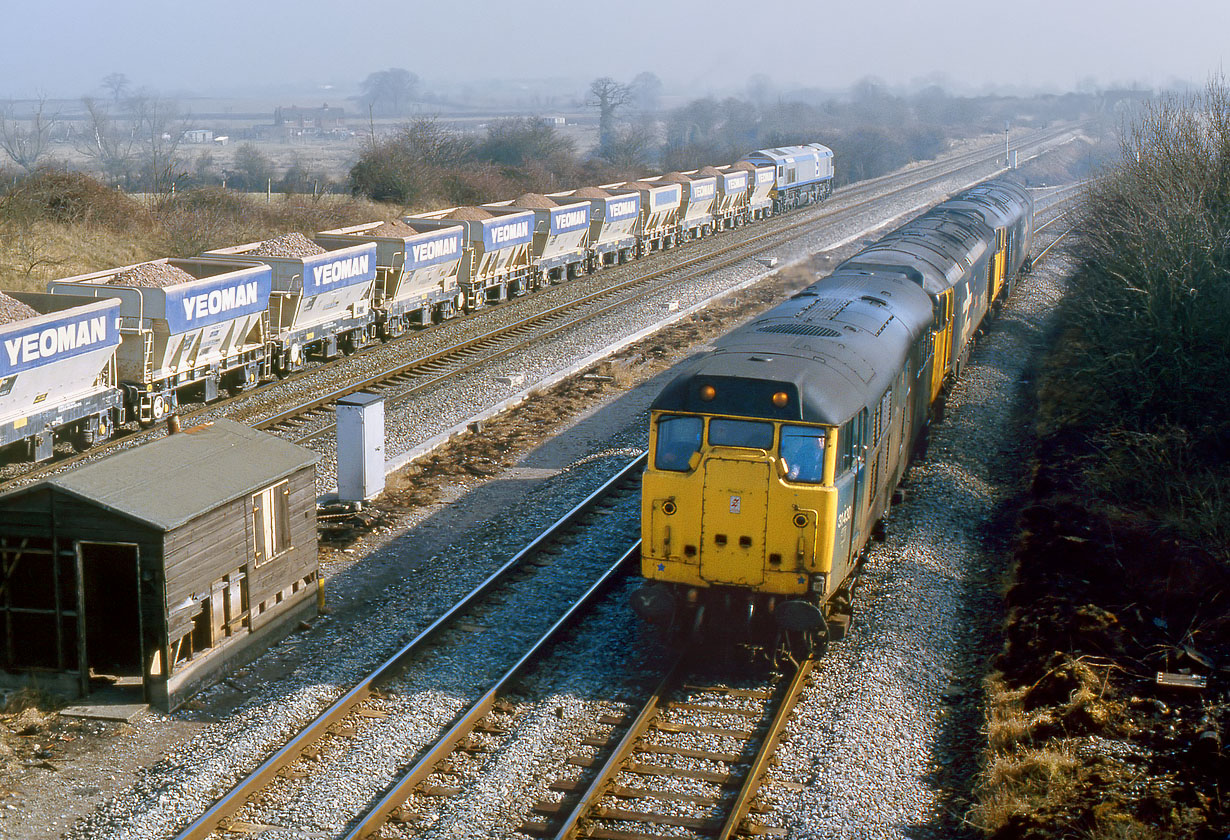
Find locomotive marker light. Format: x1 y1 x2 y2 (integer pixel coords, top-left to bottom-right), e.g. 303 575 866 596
699 384 716 401
772 391 789 407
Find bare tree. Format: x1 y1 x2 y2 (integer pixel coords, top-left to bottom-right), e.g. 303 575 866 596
74 97 139 186
746 73 774 106
0 95 57 172
233 142 273 191
101 72 130 103
478 116 575 166
587 77 632 157
603 124 654 169
127 93 190 199
630 71 663 113
359 68 419 117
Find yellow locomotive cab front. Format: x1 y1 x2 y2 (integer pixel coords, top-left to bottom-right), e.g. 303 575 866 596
638 410 839 629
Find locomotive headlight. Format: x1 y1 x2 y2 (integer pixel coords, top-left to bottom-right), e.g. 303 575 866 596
772 391 789 407
699 384 716 401
810 573 827 594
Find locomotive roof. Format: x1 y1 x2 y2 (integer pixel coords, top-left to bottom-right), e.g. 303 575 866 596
651 269 933 425
931 179 1033 230
840 213 993 296
742 143 834 165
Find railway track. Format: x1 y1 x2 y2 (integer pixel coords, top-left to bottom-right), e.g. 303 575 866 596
0 123 1080 493
519 656 814 840
170 454 645 840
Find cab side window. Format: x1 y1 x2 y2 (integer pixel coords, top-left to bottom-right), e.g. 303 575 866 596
780 426 826 484
838 420 855 473
654 416 703 472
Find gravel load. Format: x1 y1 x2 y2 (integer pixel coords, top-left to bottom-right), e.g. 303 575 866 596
728 161 757 171
371 220 424 237
696 166 724 177
110 261 197 287
513 193 557 209
0 292 40 323
444 207 493 221
572 187 611 199
247 232 326 258
657 172 691 183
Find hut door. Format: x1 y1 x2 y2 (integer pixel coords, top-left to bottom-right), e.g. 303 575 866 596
77 542 143 678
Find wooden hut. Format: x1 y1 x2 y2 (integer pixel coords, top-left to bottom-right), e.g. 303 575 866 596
0 419 319 710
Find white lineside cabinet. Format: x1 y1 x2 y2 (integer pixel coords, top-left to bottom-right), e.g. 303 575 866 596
336 392 385 501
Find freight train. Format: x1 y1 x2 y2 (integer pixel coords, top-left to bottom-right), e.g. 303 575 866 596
0 144 834 462
631 178 1034 661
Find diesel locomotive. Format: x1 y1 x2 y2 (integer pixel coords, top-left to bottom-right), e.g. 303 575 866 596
632 179 1034 659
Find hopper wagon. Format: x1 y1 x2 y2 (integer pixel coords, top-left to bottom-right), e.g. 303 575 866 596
199 236 378 374
615 181 682 254
485 194 592 283
404 208 535 309
699 166 751 229
729 160 776 219
0 293 122 462
548 187 641 269
48 259 271 425
652 172 718 240
316 220 466 336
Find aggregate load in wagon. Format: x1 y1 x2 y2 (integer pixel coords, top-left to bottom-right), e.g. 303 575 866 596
0 292 39 324
110 261 197 287
444 207 493 221
369 220 421 237
571 187 611 199
513 193 558 209
248 232 326 258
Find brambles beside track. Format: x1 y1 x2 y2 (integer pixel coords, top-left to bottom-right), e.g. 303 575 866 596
973 80 1229 840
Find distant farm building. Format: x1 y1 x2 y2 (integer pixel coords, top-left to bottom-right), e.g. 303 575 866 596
272 104 347 140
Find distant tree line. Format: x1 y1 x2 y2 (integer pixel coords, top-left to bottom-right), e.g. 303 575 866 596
347 74 1111 207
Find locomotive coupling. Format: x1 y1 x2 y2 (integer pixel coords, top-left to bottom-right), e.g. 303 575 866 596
631 582 676 625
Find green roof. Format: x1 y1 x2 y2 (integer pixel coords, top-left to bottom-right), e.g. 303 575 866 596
43 419 318 531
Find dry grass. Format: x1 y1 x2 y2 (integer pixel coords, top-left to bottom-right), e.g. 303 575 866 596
0 176 396 291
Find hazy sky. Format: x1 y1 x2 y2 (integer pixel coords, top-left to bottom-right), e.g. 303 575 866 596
3 0 1226 100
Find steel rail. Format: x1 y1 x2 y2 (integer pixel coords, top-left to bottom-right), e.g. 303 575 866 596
343 541 642 840
548 655 692 840
1033 225 1075 265
715 659 815 840
170 453 646 840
